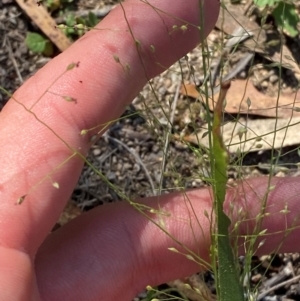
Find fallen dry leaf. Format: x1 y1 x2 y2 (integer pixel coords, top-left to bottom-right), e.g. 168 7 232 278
216 4 266 53
16 0 72 52
181 80 300 118
179 116 300 153
215 4 300 75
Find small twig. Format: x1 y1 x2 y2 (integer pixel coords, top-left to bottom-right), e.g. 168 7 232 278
210 27 253 88
96 148 118 164
161 81 181 175
257 274 300 300
223 52 254 82
5 36 23 84
209 51 254 96
262 262 294 289
105 134 156 196
243 0 254 16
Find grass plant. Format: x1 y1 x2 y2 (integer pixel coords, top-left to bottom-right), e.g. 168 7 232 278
2 0 300 300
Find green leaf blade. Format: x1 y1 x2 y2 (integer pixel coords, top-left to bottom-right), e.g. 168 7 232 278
211 81 244 301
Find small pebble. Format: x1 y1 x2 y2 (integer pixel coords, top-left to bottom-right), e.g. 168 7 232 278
261 80 269 88
164 78 172 89
133 163 140 173
269 74 278 83
158 86 167 95
123 163 132 170
107 171 116 181
239 71 247 78
92 148 101 156
152 145 160 153
261 69 269 77
209 32 218 42
251 273 262 283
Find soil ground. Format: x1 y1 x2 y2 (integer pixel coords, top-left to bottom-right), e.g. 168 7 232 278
1 0 300 300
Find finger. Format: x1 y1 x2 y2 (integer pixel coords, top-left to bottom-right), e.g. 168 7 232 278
228 176 300 255
36 189 212 301
36 176 300 301
0 0 219 254
0 247 40 301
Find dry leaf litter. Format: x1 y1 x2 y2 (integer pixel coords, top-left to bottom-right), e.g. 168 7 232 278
2 0 300 300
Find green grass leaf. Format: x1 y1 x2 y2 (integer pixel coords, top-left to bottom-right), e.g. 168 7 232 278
211 82 244 301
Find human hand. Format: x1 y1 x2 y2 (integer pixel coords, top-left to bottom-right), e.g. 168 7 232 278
1 0 299 300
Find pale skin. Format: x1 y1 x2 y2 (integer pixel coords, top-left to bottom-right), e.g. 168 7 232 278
1 0 300 300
